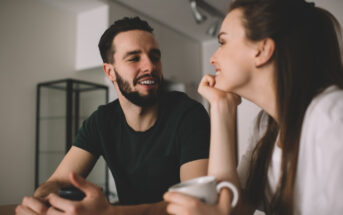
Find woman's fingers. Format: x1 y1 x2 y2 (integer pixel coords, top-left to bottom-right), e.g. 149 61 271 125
166 203 187 215
164 192 204 212
198 74 243 107
198 75 220 102
199 74 216 88
164 192 199 206
198 74 215 95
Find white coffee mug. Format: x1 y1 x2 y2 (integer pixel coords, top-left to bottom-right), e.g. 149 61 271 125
168 176 238 206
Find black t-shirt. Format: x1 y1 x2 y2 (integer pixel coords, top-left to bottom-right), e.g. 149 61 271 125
73 91 210 205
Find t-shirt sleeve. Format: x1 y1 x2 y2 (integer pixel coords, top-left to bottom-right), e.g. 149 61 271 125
73 109 101 158
177 104 210 166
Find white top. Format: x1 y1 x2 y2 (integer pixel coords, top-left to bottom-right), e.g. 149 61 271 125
237 86 343 215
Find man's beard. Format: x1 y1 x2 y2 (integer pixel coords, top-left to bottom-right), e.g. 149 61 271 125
114 69 162 107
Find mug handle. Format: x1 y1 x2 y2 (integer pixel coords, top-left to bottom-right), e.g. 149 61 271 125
216 181 239 207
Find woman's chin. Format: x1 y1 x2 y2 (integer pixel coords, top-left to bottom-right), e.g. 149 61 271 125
214 82 235 93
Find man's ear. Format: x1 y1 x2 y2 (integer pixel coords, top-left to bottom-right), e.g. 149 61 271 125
103 63 116 82
254 38 275 67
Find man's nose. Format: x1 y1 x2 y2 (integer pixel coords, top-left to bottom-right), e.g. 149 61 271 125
141 56 154 73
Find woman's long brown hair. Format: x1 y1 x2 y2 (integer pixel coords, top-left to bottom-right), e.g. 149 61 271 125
228 0 343 214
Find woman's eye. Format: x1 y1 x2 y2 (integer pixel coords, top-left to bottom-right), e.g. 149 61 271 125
218 40 225 46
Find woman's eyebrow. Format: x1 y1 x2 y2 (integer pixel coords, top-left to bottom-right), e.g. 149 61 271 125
217 32 227 41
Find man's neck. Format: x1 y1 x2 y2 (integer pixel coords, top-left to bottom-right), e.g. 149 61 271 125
118 95 159 132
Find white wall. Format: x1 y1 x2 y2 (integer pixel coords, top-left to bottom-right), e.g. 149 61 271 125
0 0 109 205
315 0 343 27
75 5 109 70
0 0 77 204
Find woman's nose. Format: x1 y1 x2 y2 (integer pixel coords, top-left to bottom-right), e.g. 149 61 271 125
210 53 216 66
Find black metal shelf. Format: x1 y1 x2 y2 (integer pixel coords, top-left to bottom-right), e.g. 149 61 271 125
35 78 109 198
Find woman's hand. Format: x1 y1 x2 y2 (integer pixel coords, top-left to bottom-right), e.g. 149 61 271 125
45 173 113 215
164 189 232 215
198 74 241 107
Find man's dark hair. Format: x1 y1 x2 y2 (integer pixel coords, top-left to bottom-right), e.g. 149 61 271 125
98 16 154 63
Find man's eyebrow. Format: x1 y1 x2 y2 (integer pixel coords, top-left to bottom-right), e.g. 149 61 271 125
150 48 161 56
123 50 141 60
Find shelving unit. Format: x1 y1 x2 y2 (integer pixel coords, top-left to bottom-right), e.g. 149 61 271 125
35 79 109 197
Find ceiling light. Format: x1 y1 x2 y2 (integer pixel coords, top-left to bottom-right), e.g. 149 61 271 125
189 0 207 24
189 0 225 37
207 19 220 37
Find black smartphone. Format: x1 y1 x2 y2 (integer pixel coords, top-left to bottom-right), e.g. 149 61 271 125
58 186 85 201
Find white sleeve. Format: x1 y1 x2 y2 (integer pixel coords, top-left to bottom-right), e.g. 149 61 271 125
314 113 343 214
297 91 343 215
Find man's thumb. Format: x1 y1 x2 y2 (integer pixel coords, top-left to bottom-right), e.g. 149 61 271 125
69 172 91 195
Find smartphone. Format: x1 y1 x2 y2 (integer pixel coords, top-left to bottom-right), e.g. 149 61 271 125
58 186 85 201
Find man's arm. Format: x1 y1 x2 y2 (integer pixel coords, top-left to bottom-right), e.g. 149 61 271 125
34 146 97 198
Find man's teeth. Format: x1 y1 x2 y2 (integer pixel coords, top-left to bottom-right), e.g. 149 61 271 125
139 80 156 85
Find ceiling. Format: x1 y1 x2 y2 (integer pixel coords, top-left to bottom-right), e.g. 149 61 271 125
113 0 231 41
41 0 107 13
42 0 231 42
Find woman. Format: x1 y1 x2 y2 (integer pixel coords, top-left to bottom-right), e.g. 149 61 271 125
164 0 343 214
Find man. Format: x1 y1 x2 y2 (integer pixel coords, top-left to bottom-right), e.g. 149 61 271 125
16 17 210 214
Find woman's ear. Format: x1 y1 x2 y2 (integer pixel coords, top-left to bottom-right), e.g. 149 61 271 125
254 38 275 67
103 63 116 82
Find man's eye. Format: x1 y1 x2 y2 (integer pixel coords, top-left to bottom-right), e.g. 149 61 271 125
129 56 139 62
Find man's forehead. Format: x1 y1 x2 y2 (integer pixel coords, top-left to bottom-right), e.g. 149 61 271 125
113 30 159 53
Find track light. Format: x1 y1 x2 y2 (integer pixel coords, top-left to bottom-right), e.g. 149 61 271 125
207 19 220 37
189 0 225 37
189 0 207 24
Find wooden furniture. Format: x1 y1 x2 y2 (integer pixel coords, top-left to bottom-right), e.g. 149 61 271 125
0 204 17 215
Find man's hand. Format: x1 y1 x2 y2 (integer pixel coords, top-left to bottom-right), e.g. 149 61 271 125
45 172 113 215
16 173 113 215
16 196 49 215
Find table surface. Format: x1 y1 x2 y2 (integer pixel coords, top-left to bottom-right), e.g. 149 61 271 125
0 204 17 215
